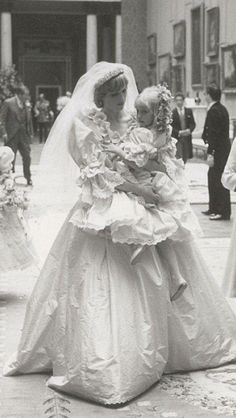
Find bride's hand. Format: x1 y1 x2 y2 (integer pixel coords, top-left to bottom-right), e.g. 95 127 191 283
138 186 159 204
116 182 159 204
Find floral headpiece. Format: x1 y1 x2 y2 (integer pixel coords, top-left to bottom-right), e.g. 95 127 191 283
94 68 125 90
153 83 173 134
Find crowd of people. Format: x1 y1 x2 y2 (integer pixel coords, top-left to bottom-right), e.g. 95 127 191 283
0 87 72 185
0 62 236 406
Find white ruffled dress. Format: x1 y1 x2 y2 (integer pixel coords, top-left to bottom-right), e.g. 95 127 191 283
122 126 202 242
68 110 179 246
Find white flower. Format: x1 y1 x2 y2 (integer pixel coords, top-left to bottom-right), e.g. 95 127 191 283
4 177 14 190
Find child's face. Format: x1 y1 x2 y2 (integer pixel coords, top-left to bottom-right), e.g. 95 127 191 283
136 103 154 128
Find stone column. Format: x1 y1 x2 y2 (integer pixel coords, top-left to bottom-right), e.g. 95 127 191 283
1 12 13 68
115 15 122 63
86 14 98 70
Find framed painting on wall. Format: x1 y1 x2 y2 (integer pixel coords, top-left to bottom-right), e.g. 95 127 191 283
204 63 220 86
222 45 236 90
158 53 171 88
191 5 204 87
173 21 186 58
147 67 157 86
172 64 185 94
147 33 157 65
207 7 219 57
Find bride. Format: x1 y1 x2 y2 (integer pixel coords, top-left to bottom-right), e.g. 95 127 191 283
4 62 236 405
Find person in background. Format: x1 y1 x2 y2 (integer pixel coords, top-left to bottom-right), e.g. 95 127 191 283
34 93 51 143
202 84 231 221
0 84 33 186
171 92 196 164
56 91 72 115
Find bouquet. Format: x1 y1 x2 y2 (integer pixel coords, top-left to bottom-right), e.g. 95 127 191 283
153 84 173 133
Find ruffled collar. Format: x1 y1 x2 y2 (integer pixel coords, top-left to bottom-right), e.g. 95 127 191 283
87 108 135 145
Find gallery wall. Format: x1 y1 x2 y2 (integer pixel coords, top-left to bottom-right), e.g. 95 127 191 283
147 0 236 123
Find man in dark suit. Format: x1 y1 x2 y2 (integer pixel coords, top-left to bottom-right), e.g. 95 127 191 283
202 84 231 220
171 92 196 164
0 85 33 185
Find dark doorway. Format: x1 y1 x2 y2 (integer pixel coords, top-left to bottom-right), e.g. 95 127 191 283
12 13 86 103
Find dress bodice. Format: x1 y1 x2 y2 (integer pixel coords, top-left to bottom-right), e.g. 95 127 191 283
67 109 134 205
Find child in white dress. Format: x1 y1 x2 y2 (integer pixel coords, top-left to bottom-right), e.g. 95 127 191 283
102 85 202 300
0 146 36 272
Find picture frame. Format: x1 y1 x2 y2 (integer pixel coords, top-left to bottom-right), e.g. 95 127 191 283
147 33 157 65
207 7 219 57
191 5 204 88
222 45 236 90
173 21 186 58
204 63 220 86
147 66 157 86
158 53 172 88
172 64 185 94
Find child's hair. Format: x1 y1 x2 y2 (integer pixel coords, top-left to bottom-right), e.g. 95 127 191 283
94 72 128 108
0 146 14 173
135 84 173 135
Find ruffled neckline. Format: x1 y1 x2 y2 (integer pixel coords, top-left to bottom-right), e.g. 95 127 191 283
87 108 136 145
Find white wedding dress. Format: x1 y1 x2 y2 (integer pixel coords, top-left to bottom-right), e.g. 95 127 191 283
4 109 236 405
222 139 236 297
3 63 236 405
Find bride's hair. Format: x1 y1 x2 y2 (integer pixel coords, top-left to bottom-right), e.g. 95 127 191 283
135 85 173 136
94 73 128 108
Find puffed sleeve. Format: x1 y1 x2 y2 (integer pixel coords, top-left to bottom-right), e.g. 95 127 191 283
222 140 236 191
68 117 124 204
123 127 157 167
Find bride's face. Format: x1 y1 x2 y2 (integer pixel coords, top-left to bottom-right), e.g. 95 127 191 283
103 87 127 113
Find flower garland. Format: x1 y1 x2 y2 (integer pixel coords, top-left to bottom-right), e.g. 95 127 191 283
153 83 173 134
0 172 29 211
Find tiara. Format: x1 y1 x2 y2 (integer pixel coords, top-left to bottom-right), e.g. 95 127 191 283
94 68 125 89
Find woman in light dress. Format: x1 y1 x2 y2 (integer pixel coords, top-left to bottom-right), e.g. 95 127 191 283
222 139 236 297
4 62 236 405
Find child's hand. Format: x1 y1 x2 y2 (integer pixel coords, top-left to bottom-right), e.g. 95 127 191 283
102 144 125 158
138 186 159 205
206 154 214 167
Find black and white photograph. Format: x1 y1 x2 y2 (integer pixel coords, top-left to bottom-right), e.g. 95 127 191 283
222 44 236 90
172 63 185 94
191 5 204 87
147 33 157 65
206 7 220 57
1 1 236 417
204 62 220 87
173 21 186 58
158 53 172 88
